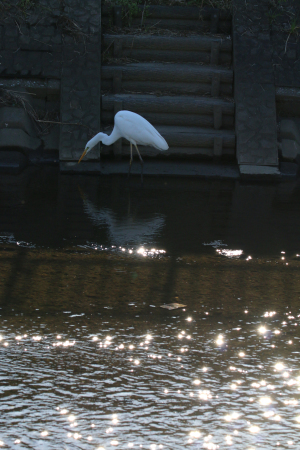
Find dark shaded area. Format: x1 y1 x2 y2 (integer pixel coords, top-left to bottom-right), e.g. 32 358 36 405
1 167 300 257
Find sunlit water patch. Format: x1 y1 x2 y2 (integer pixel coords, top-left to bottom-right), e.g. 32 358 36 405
0 232 36 249
76 242 167 258
1 308 300 449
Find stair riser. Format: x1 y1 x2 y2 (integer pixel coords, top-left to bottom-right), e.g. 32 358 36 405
102 111 234 129
102 4 231 19
111 49 232 64
102 17 230 33
101 145 235 158
102 66 233 84
102 80 232 96
102 97 234 115
102 5 231 33
102 4 231 20
103 34 232 52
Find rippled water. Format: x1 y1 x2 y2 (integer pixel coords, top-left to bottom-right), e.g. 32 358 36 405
1 167 300 449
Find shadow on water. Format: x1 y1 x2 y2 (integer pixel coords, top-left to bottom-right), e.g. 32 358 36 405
1 167 300 448
1 166 300 254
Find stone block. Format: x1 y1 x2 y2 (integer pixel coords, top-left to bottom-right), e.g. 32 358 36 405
281 139 300 161
280 119 300 145
0 129 41 151
239 164 280 179
0 107 36 136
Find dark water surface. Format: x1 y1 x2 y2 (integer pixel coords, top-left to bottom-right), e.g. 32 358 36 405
1 167 300 449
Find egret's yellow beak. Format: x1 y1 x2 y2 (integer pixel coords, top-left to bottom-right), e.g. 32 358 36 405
78 148 88 164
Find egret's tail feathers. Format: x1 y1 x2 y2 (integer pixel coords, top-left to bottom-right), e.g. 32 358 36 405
159 137 169 151
153 129 169 151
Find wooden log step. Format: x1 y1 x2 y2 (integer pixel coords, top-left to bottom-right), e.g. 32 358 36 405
102 4 231 21
129 18 231 33
120 48 231 64
103 34 232 53
103 35 231 64
102 125 235 147
102 79 232 96
100 126 235 157
101 94 234 116
102 63 232 84
101 110 234 129
100 145 235 158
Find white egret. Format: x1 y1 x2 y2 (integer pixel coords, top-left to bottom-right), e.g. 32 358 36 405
78 110 169 181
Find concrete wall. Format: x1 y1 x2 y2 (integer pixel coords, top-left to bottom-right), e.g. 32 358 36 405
0 0 101 161
233 0 300 177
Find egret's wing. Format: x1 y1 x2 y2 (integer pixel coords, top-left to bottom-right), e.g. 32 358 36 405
115 111 169 150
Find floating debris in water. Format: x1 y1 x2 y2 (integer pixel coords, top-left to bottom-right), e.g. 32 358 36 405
160 303 187 310
203 240 228 248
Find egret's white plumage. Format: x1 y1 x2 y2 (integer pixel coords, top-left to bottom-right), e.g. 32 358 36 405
78 110 169 180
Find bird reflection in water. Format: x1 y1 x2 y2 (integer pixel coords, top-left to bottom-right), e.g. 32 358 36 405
78 187 165 250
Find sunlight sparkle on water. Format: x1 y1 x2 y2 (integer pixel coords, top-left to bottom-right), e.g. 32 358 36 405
249 426 260 433
258 326 268 334
137 247 166 257
259 397 272 406
189 431 201 438
275 363 285 371
224 412 240 422
216 248 243 258
264 311 276 317
216 334 224 345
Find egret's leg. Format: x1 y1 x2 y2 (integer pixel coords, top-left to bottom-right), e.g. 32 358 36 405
128 142 133 178
134 144 144 184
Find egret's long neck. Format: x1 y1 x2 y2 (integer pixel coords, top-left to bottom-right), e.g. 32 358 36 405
101 126 121 146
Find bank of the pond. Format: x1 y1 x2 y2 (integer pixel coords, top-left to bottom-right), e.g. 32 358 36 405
0 0 300 178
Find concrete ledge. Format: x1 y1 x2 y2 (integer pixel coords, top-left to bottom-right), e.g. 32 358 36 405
239 164 281 179
60 160 240 179
0 128 41 151
0 107 36 136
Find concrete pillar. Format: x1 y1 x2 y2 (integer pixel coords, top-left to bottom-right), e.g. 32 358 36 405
232 0 279 177
59 0 101 162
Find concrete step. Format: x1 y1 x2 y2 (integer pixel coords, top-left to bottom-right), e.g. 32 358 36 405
60 160 240 178
103 34 232 64
102 63 233 96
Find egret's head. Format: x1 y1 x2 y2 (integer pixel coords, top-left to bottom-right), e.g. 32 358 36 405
78 134 104 164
